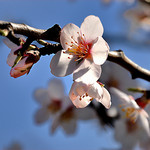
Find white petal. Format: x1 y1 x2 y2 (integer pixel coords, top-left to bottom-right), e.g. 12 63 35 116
73 59 101 84
71 96 91 108
7 50 17 66
80 15 104 43
48 78 65 99
91 36 109 65
61 96 73 111
69 81 87 99
34 88 50 106
114 119 138 149
110 87 139 109
69 84 78 101
60 23 80 50
137 111 150 141
87 82 103 99
51 115 60 134
50 50 76 77
61 119 77 135
99 87 111 109
34 107 51 124
3 38 21 51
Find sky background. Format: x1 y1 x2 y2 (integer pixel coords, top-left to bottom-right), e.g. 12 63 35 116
0 0 150 150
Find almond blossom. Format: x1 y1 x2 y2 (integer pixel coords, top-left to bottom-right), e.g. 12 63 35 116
51 97 96 135
101 62 139 93
10 50 40 78
3 37 25 67
69 81 111 109
4 38 40 78
110 88 150 150
34 78 96 135
50 15 109 84
34 78 65 124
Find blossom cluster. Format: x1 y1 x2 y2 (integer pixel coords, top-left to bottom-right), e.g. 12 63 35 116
50 15 111 108
110 88 150 149
3 15 150 149
4 15 111 109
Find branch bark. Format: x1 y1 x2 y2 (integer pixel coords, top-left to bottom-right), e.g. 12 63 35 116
0 21 150 82
108 50 150 81
0 21 61 42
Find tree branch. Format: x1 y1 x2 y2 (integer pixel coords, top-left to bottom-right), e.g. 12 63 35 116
108 50 150 81
0 21 61 42
0 21 150 82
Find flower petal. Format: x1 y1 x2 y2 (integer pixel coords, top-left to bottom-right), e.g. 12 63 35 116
61 119 77 135
137 112 150 142
51 115 60 134
10 67 28 78
110 87 139 109
71 96 91 108
87 82 103 99
34 88 50 106
7 50 17 66
3 38 22 51
34 107 51 124
13 57 32 70
73 59 101 84
60 23 80 50
91 36 109 65
96 87 111 109
48 78 65 99
69 82 88 100
80 15 104 43
50 50 76 77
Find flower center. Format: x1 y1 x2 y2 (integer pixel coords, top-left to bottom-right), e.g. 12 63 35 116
65 32 92 61
126 119 138 133
47 100 61 113
60 106 74 122
120 105 139 123
79 93 93 101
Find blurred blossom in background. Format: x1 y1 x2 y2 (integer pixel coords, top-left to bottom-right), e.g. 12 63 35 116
1 0 150 150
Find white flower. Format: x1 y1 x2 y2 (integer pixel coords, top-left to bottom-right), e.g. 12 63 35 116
50 15 109 84
51 97 96 135
110 88 150 149
34 78 66 124
101 62 139 93
69 81 111 109
34 78 96 135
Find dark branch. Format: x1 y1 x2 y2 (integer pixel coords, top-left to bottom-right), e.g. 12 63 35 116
0 21 61 42
0 21 150 82
39 43 62 56
108 50 150 81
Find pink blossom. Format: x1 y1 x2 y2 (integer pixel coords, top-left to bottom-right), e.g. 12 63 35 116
4 37 40 78
3 37 25 67
69 81 111 109
10 50 40 78
110 88 150 149
50 15 109 84
34 78 96 135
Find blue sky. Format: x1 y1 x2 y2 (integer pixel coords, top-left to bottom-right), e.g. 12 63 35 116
0 1 150 150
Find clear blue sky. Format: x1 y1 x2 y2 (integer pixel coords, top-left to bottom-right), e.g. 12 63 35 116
0 1 150 150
